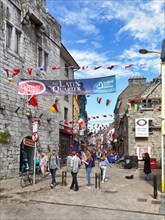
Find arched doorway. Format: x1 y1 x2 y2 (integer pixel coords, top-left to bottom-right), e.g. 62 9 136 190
20 136 35 172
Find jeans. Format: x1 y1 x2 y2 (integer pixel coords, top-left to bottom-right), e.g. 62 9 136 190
146 173 151 180
86 167 92 186
101 166 107 181
70 172 79 190
50 168 57 185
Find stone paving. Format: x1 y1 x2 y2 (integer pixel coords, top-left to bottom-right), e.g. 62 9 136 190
0 163 164 220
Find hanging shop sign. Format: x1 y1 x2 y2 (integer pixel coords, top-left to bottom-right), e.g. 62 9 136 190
18 75 116 96
135 118 149 137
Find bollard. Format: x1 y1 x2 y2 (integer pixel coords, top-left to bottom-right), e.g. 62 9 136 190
98 173 101 189
153 174 158 199
95 173 101 189
95 173 97 189
62 171 67 186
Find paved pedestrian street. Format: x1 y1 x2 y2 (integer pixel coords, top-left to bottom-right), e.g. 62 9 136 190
0 164 164 220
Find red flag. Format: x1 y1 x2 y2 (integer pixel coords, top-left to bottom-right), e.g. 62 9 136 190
125 64 133 68
52 66 61 70
28 96 38 107
12 68 20 76
27 68 33 75
117 101 122 109
107 65 115 70
82 66 88 70
53 100 58 112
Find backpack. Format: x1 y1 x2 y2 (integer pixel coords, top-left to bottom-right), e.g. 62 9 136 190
91 158 95 167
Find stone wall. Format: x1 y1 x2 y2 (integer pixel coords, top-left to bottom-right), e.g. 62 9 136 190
0 0 62 178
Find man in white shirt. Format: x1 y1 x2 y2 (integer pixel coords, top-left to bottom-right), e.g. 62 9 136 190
70 151 81 191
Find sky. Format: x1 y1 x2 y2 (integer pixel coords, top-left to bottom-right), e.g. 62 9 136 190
46 0 165 130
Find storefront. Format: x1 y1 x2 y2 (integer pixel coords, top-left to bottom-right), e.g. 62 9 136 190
59 125 73 158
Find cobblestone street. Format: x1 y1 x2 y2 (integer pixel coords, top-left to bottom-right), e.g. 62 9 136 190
0 164 164 220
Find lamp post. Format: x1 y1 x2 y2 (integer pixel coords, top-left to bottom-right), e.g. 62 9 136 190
139 39 165 193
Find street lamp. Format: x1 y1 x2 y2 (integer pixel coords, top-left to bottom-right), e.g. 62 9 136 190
139 39 165 193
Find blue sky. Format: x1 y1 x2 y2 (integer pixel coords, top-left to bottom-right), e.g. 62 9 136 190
46 0 165 129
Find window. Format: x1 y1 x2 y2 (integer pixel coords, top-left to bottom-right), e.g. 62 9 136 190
65 64 69 77
6 23 12 48
38 47 42 67
44 52 48 69
149 119 153 133
64 107 68 120
15 29 21 54
64 95 69 102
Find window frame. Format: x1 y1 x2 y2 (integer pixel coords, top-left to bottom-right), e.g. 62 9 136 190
6 22 12 48
38 47 43 67
64 107 68 121
15 29 21 54
44 51 49 69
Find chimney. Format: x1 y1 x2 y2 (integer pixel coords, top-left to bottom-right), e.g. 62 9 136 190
128 76 147 85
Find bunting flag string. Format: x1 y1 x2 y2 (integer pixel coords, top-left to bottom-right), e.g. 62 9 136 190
2 61 160 82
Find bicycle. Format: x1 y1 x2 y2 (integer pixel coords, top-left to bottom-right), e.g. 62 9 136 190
116 159 138 169
20 170 33 188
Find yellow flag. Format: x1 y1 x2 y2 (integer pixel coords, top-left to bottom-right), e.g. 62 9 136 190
49 106 57 113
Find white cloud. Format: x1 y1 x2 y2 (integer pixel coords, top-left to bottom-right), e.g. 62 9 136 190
76 39 88 44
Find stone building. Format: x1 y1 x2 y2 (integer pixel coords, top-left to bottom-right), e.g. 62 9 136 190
114 76 148 152
0 0 79 178
115 76 162 166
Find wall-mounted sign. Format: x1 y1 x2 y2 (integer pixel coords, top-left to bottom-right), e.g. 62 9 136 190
23 138 35 147
135 118 149 137
136 146 151 159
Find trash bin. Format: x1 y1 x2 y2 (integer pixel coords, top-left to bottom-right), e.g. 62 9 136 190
150 158 157 169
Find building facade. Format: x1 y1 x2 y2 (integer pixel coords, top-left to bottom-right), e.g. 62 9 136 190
0 0 79 178
59 44 79 159
114 76 162 167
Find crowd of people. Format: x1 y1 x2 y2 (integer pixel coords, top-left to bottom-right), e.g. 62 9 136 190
20 147 152 191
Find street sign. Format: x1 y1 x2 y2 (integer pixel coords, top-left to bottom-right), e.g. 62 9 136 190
23 138 35 147
32 132 39 142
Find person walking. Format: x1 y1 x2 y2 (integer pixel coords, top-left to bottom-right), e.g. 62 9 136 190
142 152 151 181
99 152 112 183
20 149 29 172
82 151 93 189
40 152 47 177
70 151 81 191
49 150 60 188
